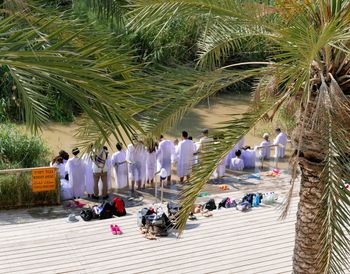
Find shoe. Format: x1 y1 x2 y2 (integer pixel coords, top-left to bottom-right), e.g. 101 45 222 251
91 195 99 200
110 224 117 235
115 225 123 235
103 195 109 200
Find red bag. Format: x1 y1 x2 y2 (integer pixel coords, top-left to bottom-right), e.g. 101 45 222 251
112 198 126 217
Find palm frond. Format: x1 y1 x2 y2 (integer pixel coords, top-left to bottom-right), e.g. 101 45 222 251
175 97 282 234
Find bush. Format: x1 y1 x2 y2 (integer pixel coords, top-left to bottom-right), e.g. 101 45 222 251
0 124 50 169
0 173 59 208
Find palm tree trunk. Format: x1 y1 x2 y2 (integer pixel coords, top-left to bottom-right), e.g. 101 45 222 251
292 95 327 273
293 158 325 273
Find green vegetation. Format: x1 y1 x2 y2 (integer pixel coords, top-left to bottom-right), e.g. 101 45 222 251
0 173 59 209
0 124 49 169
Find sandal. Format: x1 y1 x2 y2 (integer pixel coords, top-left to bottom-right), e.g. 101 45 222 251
145 233 157 240
140 227 148 234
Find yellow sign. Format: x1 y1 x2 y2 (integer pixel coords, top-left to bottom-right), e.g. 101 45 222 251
32 167 57 192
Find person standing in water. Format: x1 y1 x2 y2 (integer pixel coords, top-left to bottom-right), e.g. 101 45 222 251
273 128 288 158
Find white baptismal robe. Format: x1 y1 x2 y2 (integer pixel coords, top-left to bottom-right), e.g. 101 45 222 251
241 149 256 168
126 144 147 182
258 140 271 159
273 132 288 158
231 157 244 171
157 140 174 175
176 139 195 177
146 151 157 181
226 138 245 168
82 153 94 195
111 150 128 189
65 157 86 198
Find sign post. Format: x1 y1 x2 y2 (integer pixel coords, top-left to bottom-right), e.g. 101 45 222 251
32 167 57 192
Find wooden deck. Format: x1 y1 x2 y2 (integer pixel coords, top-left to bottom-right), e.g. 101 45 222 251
0 197 298 274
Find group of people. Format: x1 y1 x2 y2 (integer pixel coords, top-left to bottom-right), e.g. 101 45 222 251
51 127 288 201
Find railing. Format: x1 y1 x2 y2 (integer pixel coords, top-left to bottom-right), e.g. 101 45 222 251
0 167 60 209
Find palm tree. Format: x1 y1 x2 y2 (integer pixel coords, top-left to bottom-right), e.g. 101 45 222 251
0 1 157 148
126 1 350 273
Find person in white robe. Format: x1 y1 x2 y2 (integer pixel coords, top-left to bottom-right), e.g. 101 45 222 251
146 144 157 186
172 138 179 164
273 128 288 158
52 156 72 200
231 150 244 171
157 135 175 183
241 147 256 169
65 148 86 199
81 149 94 197
214 158 226 178
126 141 147 191
176 131 195 182
111 143 128 189
198 129 214 150
258 133 271 160
225 138 244 168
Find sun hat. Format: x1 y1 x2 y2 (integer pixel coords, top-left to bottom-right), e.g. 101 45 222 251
66 213 79 223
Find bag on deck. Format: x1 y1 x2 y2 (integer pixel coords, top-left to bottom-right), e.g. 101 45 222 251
203 199 217 211
98 201 114 220
218 197 229 209
80 208 93 221
112 197 126 217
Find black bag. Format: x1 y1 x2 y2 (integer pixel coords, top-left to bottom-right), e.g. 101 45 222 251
98 201 114 220
203 199 217 211
218 197 229 209
80 208 93 221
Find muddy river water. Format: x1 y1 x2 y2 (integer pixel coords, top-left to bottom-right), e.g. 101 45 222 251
38 93 290 167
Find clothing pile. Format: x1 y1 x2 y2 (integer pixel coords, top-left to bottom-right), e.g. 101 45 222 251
137 206 172 240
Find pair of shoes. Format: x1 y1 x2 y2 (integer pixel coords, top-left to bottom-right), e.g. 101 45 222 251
91 195 99 200
110 224 123 235
103 195 109 200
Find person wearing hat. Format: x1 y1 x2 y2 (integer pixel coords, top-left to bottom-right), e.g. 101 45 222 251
111 143 128 189
259 133 271 160
273 128 288 158
65 148 86 200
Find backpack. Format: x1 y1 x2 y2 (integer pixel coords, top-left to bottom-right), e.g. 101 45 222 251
112 198 126 217
98 201 114 220
218 197 229 209
203 199 217 211
80 208 93 221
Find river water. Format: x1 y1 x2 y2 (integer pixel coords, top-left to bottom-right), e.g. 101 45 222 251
39 93 289 169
